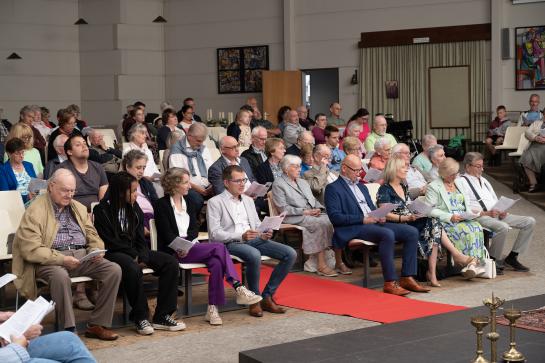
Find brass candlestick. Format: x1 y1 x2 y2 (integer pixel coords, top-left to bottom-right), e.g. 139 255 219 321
502 308 525 362
483 292 505 363
471 315 491 363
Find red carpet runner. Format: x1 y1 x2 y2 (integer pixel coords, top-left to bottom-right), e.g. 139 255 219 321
195 266 466 324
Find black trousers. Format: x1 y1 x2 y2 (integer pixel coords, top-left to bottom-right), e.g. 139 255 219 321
106 250 179 322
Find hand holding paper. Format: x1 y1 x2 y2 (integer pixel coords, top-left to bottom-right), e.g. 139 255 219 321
363 168 383 183
244 182 272 198
368 203 398 219
168 237 197 255
257 212 286 232
490 196 519 213
0 273 17 289
407 199 434 216
79 249 107 263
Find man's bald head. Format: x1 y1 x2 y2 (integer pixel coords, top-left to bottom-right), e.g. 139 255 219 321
219 135 240 160
341 154 363 181
373 115 387 135
48 168 77 207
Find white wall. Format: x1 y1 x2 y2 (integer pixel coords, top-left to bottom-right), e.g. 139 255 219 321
495 0 545 110
0 0 80 122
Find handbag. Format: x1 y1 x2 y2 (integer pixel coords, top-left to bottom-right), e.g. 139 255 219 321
478 247 496 279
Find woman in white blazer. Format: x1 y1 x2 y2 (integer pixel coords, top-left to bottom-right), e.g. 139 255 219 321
425 158 486 278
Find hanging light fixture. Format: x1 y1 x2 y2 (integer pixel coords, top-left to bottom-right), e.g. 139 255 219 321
152 16 167 23
74 18 88 25
7 52 22 60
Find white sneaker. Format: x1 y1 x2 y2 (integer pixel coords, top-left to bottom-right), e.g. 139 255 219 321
136 320 154 335
235 286 263 305
205 305 223 326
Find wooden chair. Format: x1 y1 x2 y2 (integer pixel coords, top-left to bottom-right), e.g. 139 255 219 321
0 191 26 236
495 126 527 153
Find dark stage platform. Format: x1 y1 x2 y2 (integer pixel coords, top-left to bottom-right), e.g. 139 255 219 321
240 295 545 363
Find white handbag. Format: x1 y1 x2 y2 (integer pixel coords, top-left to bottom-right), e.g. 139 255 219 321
478 247 496 279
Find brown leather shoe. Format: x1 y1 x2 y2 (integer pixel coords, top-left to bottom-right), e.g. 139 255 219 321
260 296 286 314
85 325 119 341
249 302 263 317
383 281 410 296
399 276 431 293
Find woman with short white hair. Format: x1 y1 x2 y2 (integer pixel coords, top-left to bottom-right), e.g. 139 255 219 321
426 144 445 182
412 134 437 174
123 123 160 178
425 158 485 279
368 137 391 172
272 155 337 276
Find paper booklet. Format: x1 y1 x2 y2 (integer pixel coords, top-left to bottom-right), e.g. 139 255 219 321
363 168 383 183
28 178 48 193
168 237 198 254
0 296 55 343
407 199 434 216
367 203 398 219
491 196 519 213
244 181 272 198
257 212 287 232
0 273 17 289
458 211 479 220
78 249 107 263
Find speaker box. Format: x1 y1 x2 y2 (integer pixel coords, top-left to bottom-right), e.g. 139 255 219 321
501 28 511 60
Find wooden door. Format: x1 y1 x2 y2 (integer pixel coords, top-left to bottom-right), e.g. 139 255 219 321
262 70 302 126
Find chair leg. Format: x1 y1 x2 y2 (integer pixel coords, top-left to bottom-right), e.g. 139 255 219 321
183 269 192 316
241 263 247 287
15 291 19 311
122 290 130 324
362 247 370 288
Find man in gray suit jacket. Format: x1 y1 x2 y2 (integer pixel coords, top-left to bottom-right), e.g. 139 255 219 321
207 165 297 317
207 136 256 195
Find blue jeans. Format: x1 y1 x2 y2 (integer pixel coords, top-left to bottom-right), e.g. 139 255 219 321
351 223 419 281
226 238 297 298
28 331 96 362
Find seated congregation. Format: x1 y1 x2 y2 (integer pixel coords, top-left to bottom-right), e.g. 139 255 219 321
0 97 538 355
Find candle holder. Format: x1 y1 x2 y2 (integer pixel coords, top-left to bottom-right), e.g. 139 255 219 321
483 293 505 363
502 308 525 362
471 315 491 363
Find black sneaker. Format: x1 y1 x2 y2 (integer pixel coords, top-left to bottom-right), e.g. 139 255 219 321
495 266 504 276
504 256 530 272
152 314 186 331
136 320 154 335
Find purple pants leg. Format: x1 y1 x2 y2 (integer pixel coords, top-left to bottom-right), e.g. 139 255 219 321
180 243 241 306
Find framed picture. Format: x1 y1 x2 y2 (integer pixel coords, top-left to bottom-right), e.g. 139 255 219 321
385 80 399 99
515 26 545 90
217 45 269 93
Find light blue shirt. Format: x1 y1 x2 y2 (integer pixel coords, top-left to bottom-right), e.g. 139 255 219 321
340 175 371 214
329 147 346 172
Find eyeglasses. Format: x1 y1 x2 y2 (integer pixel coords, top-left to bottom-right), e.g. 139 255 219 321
223 144 240 150
344 164 363 173
254 136 267 141
470 164 484 169
229 178 248 184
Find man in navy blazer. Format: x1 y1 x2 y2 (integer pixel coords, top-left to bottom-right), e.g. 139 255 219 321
324 154 429 296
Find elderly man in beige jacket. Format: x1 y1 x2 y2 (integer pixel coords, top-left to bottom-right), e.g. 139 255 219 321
12 168 122 340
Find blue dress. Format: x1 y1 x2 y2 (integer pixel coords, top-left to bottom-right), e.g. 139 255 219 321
377 183 442 258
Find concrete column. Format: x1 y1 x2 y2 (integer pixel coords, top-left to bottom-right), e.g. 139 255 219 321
283 0 296 70
490 0 503 113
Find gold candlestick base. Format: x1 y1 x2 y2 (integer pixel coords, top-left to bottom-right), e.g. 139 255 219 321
502 308 525 362
471 315 491 363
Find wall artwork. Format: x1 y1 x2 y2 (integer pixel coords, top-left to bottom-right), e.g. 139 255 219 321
385 80 399 99
217 45 269 94
515 26 545 90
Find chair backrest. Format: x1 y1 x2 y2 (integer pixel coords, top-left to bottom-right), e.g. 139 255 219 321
204 138 216 150
162 149 171 171
0 191 25 234
208 127 227 143
266 191 280 217
158 149 165 172
502 126 527 148
93 129 117 149
149 219 158 251
0 211 14 256
515 132 530 154
209 148 221 162
365 183 380 205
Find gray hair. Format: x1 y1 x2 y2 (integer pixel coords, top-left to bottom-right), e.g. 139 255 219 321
391 143 409 155
313 143 329 156
280 154 302 173
122 149 148 169
19 105 33 118
347 122 362 132
530 93 540 100
428 144 444 161
421 134 437 149
297 130 314 143
462 152 484 171
48 168 75 186
251 126 267 136
187 122 208 137
160 101 174 112
374 137 390 151
53 133 69 148
29 104 41 113
128 123 148 141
